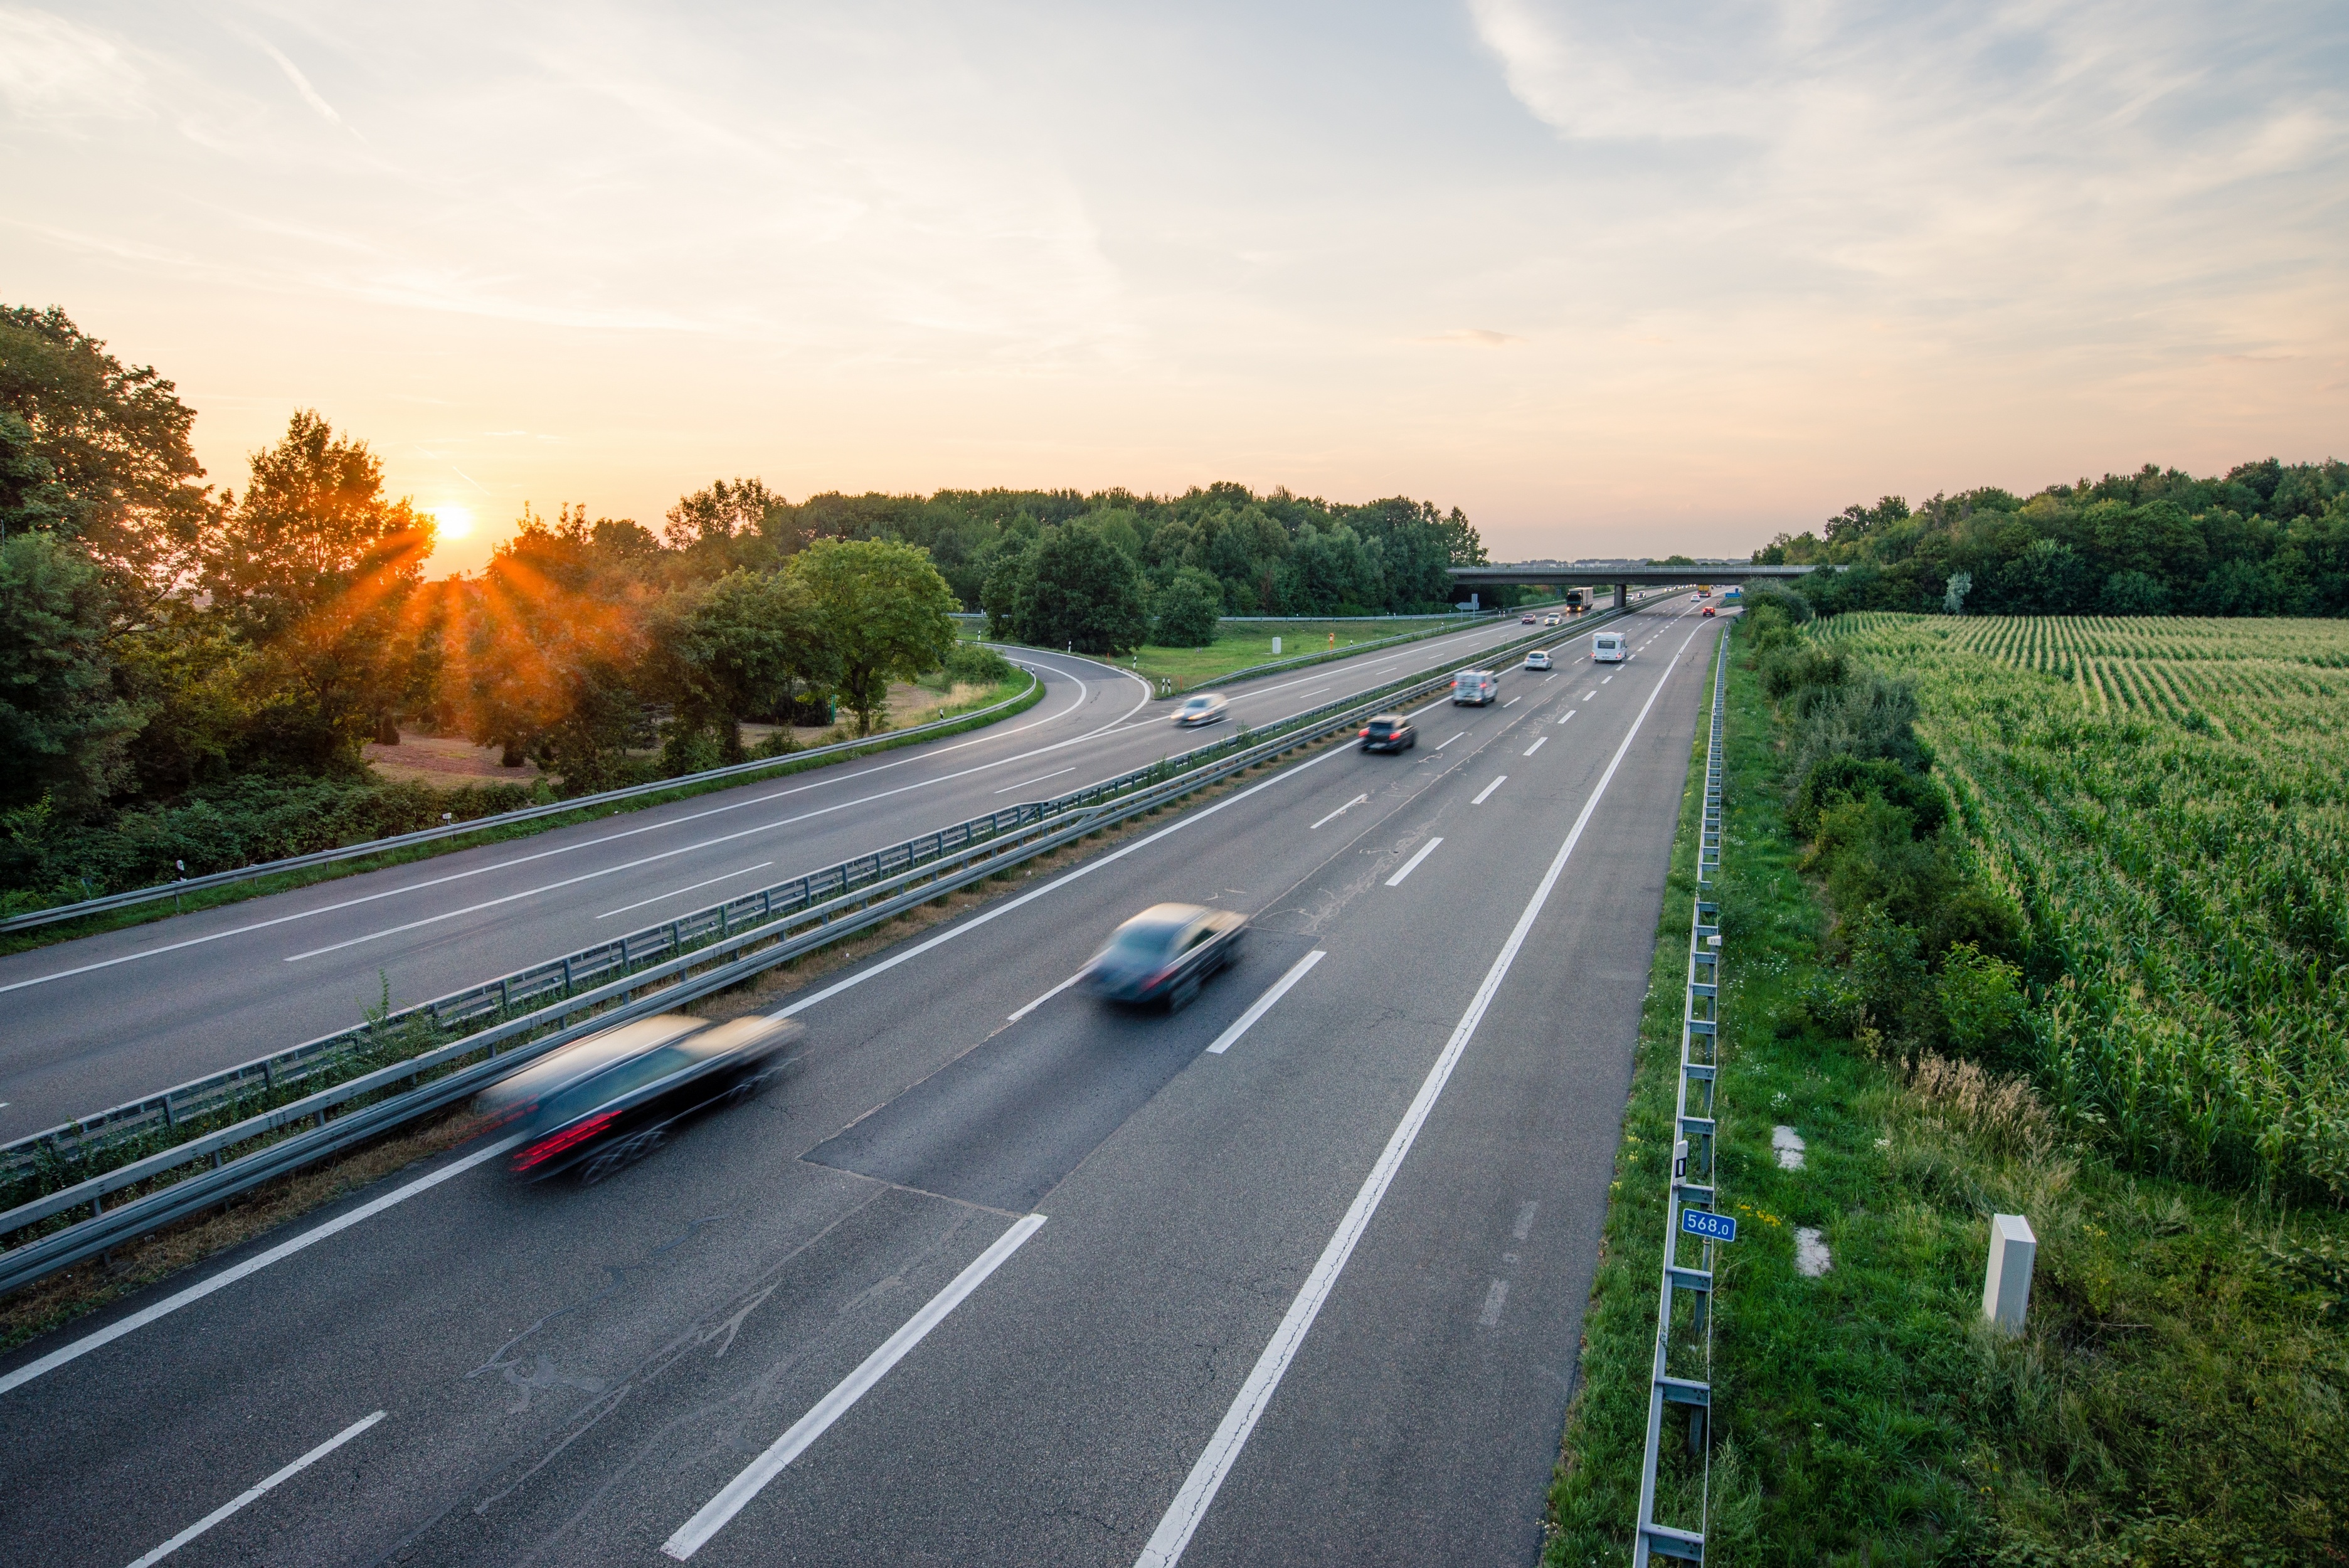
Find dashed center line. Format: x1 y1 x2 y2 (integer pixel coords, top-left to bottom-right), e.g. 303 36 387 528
1384 837 1444 887
1471 776 1508 805
1434 733 1465 750
1523 736 1547 756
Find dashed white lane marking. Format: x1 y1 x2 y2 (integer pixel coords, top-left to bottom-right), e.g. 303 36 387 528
1557 710 1577 725
1206 950 1327 1056
125 1411 388 1568
1309 793 1370 830
1434 733 1465 750
662 1214 1047 1559
1384 838 1445 887
596 862 773 920
994 766 1076 795
1008 970 1087 1022
1477 1279 1510 1327
1471 776 1508 806
1523 736 1547 756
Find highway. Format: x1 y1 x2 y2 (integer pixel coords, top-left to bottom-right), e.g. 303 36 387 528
0 600 1724 1568
0 609 1657 1142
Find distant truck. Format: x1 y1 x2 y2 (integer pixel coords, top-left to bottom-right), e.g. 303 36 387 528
1452 669 1500 705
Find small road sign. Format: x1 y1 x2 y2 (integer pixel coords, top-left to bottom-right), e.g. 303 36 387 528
1680 1209 1738 1243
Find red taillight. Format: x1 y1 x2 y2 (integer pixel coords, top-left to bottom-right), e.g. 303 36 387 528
1359 728 1370 738
514 1111 618 1172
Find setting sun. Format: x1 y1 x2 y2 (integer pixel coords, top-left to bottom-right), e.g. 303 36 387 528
427 504 473 539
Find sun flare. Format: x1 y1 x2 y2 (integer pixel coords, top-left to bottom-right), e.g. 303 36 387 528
428 504 474 539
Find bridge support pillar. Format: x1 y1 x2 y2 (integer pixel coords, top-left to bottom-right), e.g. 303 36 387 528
1613 583 1628 610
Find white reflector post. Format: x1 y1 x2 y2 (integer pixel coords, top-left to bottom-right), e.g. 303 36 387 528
1981 1213 2037 1335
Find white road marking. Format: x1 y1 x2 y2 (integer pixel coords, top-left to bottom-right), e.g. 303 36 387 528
1308 793 1369 831
994 766 1076 795
1384 837 1444 887
1500 696 1519 707
1131 630 1696 1568
124 1410 388 1568
1434 733 1465 751
1295 687 1332 700
1471 776 1508 805
0 1135 524 1399
595 862 773 920
661 1214 1047 1560
1008 970 1087 1022
768 745 1352 1021
1603 675 1615 682
1582 691 1598 701
1513 1199 1539 1241
1206 951 1326 1055
1522 737 1547 757
1477 1279 1509 1328
1556 710 1577 726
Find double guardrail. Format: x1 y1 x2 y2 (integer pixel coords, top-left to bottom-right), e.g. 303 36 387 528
1633 625 1730 1564
0 610 1603 1298
0 673 1044 935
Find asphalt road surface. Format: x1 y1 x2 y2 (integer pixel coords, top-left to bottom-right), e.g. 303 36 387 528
0 600 1682 1140
1 599 1728 1566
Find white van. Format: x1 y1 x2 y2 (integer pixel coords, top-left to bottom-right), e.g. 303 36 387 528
1592 633 1628 664
1451 669 1500 705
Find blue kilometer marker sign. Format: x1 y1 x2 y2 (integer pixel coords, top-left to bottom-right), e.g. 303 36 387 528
1680 1208 1738 1243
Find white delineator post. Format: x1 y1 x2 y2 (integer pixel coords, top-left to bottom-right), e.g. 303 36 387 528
1982 1213 2037 1334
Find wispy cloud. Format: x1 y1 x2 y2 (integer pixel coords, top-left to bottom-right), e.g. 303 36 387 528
251 36 344 127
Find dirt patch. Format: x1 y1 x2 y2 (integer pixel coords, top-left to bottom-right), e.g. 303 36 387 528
363 730 542 787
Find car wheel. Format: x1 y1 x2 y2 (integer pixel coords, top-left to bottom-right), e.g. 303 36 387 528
1168 973 1202 1013
580 1127 665 1186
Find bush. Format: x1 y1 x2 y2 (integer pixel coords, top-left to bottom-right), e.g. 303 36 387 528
944 643 1015 685
1152 567 1223 647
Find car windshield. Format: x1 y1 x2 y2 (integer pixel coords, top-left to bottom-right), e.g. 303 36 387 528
1106 921 1185 960
541 1046 697 1124
1367 719 1398 732
1182 697 1212 710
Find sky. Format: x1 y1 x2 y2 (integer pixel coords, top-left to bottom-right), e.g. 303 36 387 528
4 0 2344 576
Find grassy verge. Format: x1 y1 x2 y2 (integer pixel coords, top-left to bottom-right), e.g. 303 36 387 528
0 672 1043 958
1547 638 2349 1562
0 730 1347 1354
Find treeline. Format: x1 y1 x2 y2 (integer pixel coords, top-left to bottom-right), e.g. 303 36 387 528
1758 458 2349 617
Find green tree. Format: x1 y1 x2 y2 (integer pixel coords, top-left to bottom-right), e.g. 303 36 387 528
0 531 144 810
0 305 216 602
788 538 958 734
1152 566 1223 647
652 569 830 766
1019 519 1148 655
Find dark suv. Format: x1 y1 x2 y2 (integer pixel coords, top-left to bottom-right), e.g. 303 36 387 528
1359 713 1416 752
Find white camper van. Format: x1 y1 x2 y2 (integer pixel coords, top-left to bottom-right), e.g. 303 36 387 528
1592 633 1628 664
1451 669 1500 705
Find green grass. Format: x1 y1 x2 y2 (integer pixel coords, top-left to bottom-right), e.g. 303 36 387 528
1547 639 2349 1565
0 672 1044 957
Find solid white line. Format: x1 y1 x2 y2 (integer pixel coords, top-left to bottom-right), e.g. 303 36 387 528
662 1214 1047 1560
768 746 1351 1021
1 660 1147 993
1008 970 1086 1022
0 1135 524 1399
994 766 1076 796
1523 736 1547 757
1206 951 1326 1056
1471 776 1508 805
595 862 772 920
1434 733 1465 751
1308 793 1369 831
125 1411 387 1568
1557 709 1576 725
1132 621 1702 1568
1384 837 1443 887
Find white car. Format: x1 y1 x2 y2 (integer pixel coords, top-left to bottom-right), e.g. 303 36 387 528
1451 669 1500 705
1524 650 1553 670
1690 591 1704 601
1173 692 1229 727
1542 613 1563 627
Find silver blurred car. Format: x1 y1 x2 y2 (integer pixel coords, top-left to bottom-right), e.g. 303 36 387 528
1174 693 1229 728
477 1014 800 1184
1079 903 1247 1010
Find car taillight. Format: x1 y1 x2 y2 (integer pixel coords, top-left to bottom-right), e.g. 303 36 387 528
514 1111 618 1172
1359 728 1370 738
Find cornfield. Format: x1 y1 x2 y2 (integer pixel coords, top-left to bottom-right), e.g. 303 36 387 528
1813 613 2349 1202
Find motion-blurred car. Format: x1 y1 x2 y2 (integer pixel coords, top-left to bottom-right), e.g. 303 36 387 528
1080 903 1248 1010
1703 605 1717 617
1359 713 1416 751
1452 669 1500 704
1173 693 1229 727
1520 615 1539 624
1524 650 1553 671
478 1014 800 1184
1690 591 1704 600
1542 613 1564 627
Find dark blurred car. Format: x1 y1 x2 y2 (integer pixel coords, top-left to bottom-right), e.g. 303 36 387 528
1359 713 1416 752
478 1014 801 1184
1174 693 1229 728
1079 903 1247 1010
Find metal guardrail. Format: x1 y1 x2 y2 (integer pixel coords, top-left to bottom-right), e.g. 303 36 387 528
0 672 1044 935
0 617 1595 1295
1634 624 1730 1564
1177 612 1512 694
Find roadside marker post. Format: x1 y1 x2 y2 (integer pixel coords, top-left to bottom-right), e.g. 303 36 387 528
1982 1213 2036 1335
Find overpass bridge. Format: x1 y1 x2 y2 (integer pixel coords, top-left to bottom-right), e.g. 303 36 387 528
1448 561 1827 610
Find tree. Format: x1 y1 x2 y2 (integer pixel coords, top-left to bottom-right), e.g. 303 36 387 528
1153 567 1222 647
652 569 829 766
664 477 793 577
0 531 143 811
0 305 216 601
788 538 958 734
1019 520 1148 654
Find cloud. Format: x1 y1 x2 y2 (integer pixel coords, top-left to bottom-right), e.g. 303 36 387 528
252 37 343 126
1418 328 1523 347
0 7 147 118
